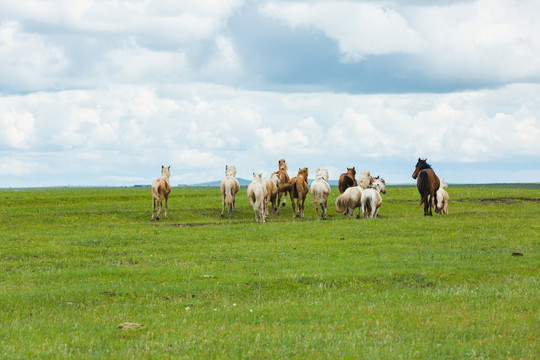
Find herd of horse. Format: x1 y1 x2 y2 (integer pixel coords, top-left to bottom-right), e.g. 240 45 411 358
151 158 449 222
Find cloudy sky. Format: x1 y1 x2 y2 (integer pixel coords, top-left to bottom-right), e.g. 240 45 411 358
1 0 539 187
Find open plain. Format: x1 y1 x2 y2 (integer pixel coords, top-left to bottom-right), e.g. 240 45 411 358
0 185 538 359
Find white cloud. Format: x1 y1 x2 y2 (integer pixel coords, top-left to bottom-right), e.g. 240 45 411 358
0 107 35 149
0 157 39 176
0 21 68 91
260 1 424 61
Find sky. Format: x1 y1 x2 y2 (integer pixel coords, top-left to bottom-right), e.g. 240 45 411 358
1 0 539 187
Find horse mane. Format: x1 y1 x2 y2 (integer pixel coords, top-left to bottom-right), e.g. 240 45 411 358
278 159 288 172
315 168 329 182
417 159 432 171
358 170 371 189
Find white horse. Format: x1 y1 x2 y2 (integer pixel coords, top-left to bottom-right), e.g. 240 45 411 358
310 168 331 219
220 165 240 218
435 177 449 215
361 178 386 218
335 186 364 219
152 165 171 221
263 173 281 219
247 172 268 223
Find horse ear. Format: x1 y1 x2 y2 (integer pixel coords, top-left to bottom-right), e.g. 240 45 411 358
418 158 421 161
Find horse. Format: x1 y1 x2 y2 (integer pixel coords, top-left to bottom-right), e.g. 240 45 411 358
338 167 357 194
151 165 171 221
310 168 331 219
358 170 372 189
435 177 449 215
412 158 440 216
278 167 309 218
335 186 364 219
247 171 268 223
263 172 281 219
220 165 240 218
361 178 386 218
273 159 290 214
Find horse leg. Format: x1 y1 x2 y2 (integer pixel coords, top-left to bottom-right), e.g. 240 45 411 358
322 200 327 220
152 197 156 220
290 194 297 218
276 192 283 215
300 197 305 218
164 195 168 219
156 198 162 221
221 193 225 218
315 203 320 219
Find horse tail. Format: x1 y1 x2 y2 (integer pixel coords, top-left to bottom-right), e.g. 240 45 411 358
151 179 161 199
364 195 372 216
418 171 429 206
335 193 347 213
224 180 234 204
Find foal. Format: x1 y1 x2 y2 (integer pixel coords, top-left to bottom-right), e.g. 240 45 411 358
152 165 171 221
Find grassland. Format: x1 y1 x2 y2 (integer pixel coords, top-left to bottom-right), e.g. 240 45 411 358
0 185 538 359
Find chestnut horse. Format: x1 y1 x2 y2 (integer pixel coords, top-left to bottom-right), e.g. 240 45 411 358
279 167 309 218
338 167 357 194
273 159 290 214
152 165 171 221
412 158 440 216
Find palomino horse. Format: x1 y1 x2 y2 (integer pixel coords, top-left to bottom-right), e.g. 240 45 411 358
152 165 171 221
220 165 240 218
335 186 363 219
273 159 290 214
361 178 386 218
435 177 449 215
412 158 440 216
338 167 357 194
279 167 309 218
247 172 268 223
264 172 281 219
310 168 331 219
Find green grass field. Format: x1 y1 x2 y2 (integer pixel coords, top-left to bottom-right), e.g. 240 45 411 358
1 185 538 359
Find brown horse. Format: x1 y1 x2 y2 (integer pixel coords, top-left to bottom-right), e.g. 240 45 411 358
272 159 290 214
412 158 440 216
152 165 171 221
338 167 357 194
279 167 309 218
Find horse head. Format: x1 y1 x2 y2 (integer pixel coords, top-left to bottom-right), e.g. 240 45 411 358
225 165 237 177
252 171 263 182
371 178 386 194
440 177 448 189
412 158 429 179
347 167 356 177
297 167 308 182
316 168 329 182
161 165 171 179
278 159 288 171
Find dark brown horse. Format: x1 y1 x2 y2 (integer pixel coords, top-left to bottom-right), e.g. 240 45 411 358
278 167 309 218
338 167 357 194
412 158 440 216
273 159 290 214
